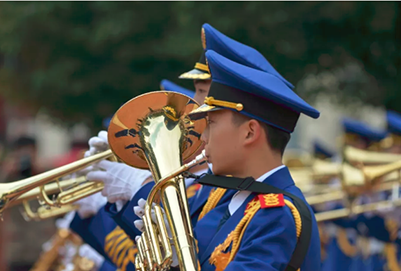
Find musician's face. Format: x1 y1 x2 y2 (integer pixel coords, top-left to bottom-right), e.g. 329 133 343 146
201 110 242 176
193 80 211 105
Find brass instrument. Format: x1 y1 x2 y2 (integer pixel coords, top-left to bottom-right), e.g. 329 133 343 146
39 179 104 207
290 159 342 194
311 158 401 221
38 156 118 208
283 149 314 168
8 176 102 221
108 91 206 271
73 256 96 271
0 150 113 216
315 196 401 222
343 145 401 164
363 159 401 184
21 201 80 221
29 229 72 271
8 176 86 208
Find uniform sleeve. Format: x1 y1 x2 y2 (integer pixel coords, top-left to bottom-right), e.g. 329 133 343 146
69 212 107 257
224 206 297 271
104 182 155 241
84 207 141 271
99 259 118 271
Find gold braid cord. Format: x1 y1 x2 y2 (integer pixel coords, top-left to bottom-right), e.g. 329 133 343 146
384 243 401 271
336 228 358 257
105 226 138 271
386 219 399 241
209 197 302 271
204 97 243 112
198 188 227 221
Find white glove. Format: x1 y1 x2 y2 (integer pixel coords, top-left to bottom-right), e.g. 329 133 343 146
73 131 109 178
62 263 75 271
86 160 152 205
133 198 178 267
79 244 105 269
55 211 76 229
85 130 109 158
76 192 107 219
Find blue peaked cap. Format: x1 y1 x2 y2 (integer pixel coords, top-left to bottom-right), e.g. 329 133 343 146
203 23 294 89
160 79 194 98
342 118 388 142
313 140 335 158
386 111 401 136
189 50 319 133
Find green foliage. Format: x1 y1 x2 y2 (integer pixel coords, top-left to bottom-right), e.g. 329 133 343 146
0 2 399 130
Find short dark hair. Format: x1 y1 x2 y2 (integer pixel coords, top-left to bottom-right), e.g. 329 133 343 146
231 112 291 156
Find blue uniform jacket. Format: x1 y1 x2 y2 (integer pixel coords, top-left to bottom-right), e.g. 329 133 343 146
99 260 118 271
104 182 155 240
194 167 321 271
70 207 136 271
70 211 108 258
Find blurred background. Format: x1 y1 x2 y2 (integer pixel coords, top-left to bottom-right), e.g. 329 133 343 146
0 2 399 270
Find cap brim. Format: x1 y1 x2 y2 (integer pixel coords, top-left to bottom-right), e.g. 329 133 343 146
179 69 211 80
188 103 222 120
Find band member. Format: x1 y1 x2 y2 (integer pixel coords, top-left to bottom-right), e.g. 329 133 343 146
73 23 296 270
313 140 335 161
135 49 321 270
321 118 390 271
106 23 295 230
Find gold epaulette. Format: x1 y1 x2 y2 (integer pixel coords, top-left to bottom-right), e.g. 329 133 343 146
186 183 202 199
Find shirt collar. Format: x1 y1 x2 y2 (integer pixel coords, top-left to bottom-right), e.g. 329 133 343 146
259 165 294 190
255 164 286 182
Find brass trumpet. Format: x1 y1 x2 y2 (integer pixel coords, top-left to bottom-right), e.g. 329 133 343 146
0 150 113 215
39 179 104 207
108 91 206 271
9 176 86 208
21 201 80 221
7 176 101 221
38 155 118 208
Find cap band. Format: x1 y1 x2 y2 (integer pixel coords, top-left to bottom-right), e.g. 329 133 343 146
195 62 210 73
208 82 300 133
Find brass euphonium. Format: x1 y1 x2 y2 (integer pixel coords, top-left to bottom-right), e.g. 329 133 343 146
108 91 206 271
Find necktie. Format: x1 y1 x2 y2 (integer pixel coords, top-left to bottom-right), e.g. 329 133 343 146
216 207 231 232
